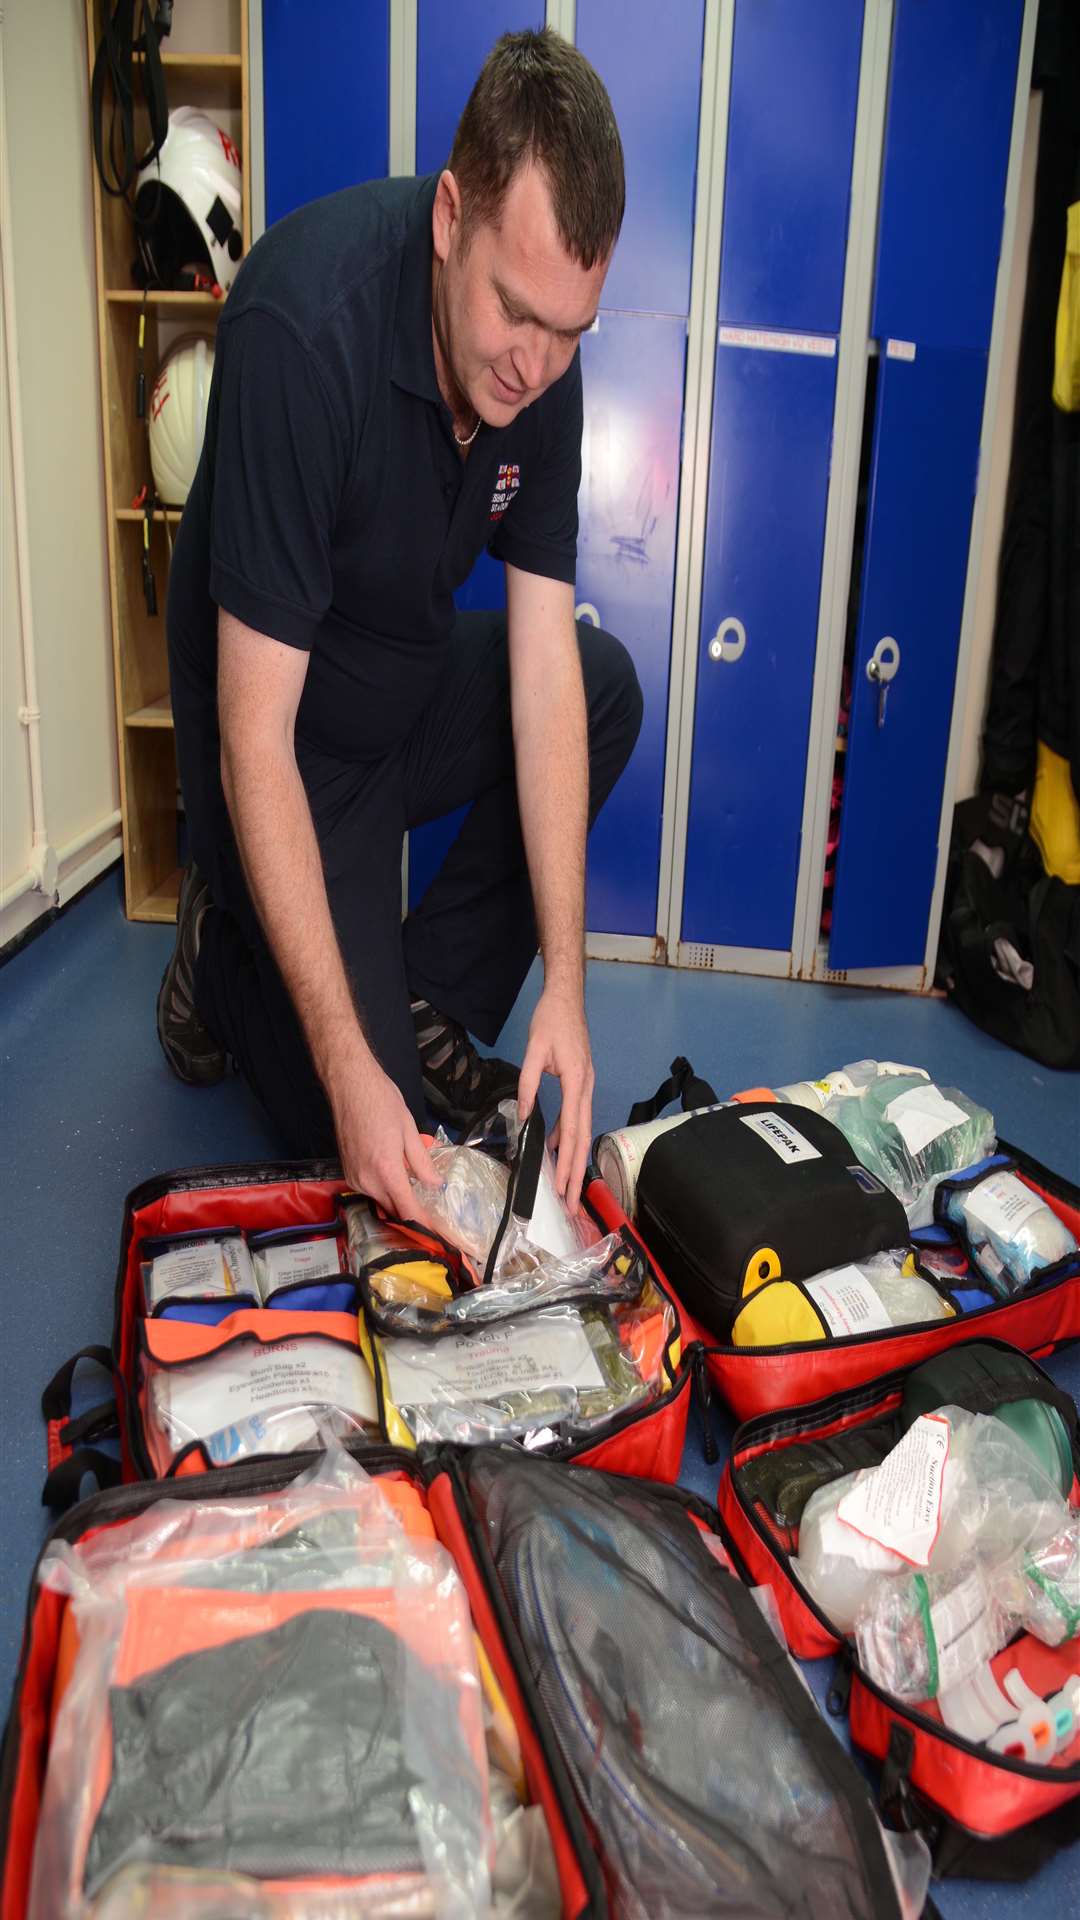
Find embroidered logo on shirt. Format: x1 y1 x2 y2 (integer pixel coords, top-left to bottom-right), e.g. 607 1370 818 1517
489 463 521 523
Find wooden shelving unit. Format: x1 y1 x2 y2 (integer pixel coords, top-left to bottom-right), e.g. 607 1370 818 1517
85 1 251 920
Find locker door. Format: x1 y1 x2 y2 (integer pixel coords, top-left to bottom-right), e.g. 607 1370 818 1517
579 314 687 936
872 0 1024 350
682 344 838 951
416 2 544 177
263 0 389 224
828 349 988 970
720 0 864 335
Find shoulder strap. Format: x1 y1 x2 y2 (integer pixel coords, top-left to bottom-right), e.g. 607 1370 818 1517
626 1056 719 1126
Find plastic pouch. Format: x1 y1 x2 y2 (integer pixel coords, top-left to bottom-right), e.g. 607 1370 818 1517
27 1440 493 1919
936 1156 1080 1299
731 1250 952 1349
138 1311 379 1475
364 1296 672 1451
248 1221 356 1313
140 1228 258 1320
821 1075 996 1226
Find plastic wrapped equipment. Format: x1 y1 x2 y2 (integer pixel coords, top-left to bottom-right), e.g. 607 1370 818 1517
731 1249 951 1348
821 1074 995 1226
939 1163 1079 1297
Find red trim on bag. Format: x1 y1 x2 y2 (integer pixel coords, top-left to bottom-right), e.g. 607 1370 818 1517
572 1381 690 1483
706 1276 1080 1422
1 1590 65 1920
425 1471 593 1919
715 1468 839 1659
849 1683 1080 1836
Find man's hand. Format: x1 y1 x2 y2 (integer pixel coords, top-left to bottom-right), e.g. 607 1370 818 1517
517 984 594 1211
330 1055 442 1224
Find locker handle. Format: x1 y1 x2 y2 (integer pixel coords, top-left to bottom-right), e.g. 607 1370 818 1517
708 617 746 664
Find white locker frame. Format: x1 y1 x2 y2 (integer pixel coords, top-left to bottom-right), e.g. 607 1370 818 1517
248 0 1038 987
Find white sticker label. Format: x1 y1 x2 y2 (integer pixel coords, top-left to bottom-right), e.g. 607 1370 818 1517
805 1266 893 1337
927 1566 1001 1695
837 1414 951 1566
719 324 837 358
963 1172 1045 1241
384 1314 604 1410
255 1237 343 1298
148 1235 255 1308
885 338 917 361
739 1111 822 1165
154 1335 377 1443
884 1085 969 1156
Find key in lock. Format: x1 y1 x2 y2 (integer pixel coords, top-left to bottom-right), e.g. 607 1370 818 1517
866 637 900 728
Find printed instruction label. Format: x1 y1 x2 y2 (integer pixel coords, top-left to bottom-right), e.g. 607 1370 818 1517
805 1266 893 1337
256 1237 343 1297
926 1566 999 1696
963 1172 1045 1241
884 1085 969 1157
147 1235 255 1308
384 1314 604 1409
155 1336 377 1441
719 324 837 358
837 1413 951 1566
739 1110 822 1166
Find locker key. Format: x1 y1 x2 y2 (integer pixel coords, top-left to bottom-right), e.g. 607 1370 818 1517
866 637 900 730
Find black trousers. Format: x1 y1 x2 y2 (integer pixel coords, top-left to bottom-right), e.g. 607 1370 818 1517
192 613 642 1154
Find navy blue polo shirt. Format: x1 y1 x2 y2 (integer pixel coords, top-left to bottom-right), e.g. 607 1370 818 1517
167 172 583 783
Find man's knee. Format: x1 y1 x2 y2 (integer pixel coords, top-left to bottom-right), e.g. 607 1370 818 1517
576 620 644 759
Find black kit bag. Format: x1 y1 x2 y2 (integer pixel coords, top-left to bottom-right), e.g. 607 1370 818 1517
634 1100 908 1341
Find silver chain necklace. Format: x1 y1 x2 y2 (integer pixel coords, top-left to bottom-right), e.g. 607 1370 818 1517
453 414 481 448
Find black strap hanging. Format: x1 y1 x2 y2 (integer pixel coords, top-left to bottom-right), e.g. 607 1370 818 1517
90 1 172 204
625 1056 719 1128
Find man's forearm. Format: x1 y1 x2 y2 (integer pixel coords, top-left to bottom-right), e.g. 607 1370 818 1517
511 617 588 997
221 740 375 1096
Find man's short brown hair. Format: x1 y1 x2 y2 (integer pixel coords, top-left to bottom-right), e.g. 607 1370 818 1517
448 28 624 270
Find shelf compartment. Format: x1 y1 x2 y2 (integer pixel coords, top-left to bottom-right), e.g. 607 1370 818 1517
132 868 183 924
106 289 228 310
126 696 174 730
116 507 183 524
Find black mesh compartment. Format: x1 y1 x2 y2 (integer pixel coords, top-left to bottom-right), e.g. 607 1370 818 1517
465 1450 900 1920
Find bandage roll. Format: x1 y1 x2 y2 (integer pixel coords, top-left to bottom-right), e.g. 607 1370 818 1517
596 1104 729 1215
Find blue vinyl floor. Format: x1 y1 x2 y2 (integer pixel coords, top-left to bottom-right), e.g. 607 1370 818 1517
1 865 1078 1913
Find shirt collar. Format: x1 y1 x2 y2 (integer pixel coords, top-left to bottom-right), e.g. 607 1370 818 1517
391 175 441 404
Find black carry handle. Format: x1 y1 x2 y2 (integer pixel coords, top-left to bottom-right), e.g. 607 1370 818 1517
41 1344 116 1426
42 1448 123 1511
481 1101 548 1287
626 1057 720 1127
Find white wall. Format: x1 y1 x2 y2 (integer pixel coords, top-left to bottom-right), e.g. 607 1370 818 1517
0 1 119 950
954 87 1042 801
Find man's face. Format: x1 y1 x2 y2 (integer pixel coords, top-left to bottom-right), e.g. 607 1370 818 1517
432 161 609 426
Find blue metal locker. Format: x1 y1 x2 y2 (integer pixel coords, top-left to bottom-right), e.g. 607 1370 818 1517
578 313 687 936
872 0 1023 351
828 349 988 971
263 1 389 225
719 0 864 336
682 343 838 951
576 0 705 316
416 2 543 177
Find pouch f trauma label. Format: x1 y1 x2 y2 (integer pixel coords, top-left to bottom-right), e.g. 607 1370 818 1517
739 1111 821 1165
837 1414 951 1566
148 1235 254 1308
804 1267 892 1337
964 1172 1046 1240
155 1336 378 1442
384 1313 605 1408
884 1085 968 1156
256 1237 342 1296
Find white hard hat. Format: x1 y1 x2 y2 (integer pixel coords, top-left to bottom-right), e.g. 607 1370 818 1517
148 334 215 504
135 106 243 293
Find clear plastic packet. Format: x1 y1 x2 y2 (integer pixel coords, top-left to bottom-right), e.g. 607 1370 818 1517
1018 1515 1080 1645
855 1560 1016 1702
940 1166 1079 1297
404 1103 595 1279
29 1438 492 1920
140 1227 257 1317
410 1128 512 1265
372 1297 671 1449
248 1221 354 1311
820 1074 996 1226
795 1406 1073 1635
140 1312 379 1473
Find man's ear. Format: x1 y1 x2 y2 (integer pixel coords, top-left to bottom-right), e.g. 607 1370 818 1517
432 169 463 267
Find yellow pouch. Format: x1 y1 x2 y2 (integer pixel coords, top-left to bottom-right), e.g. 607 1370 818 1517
1031 738 1080 885
1053 201 1080 413
731 1280 826 1348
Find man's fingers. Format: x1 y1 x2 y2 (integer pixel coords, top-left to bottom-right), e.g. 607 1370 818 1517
405 1130 442 1190
566 1087 593 1213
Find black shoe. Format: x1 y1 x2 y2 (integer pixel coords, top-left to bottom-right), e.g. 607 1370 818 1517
156 862 227 1087
411 997 520 1133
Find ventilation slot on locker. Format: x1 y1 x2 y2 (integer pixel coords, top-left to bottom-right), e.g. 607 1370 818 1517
681 944 719 971
819 351 880 944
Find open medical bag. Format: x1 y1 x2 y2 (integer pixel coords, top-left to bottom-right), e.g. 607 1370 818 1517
613 1062 1080 1421
715 1337 1080 1875
42 1129 701 1508
0 1441 606 1920
1 1439 924 1920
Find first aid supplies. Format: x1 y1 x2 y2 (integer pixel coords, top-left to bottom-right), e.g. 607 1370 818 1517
937 1158 1080 1297
730 1249 952 1349
821 1075 996 1226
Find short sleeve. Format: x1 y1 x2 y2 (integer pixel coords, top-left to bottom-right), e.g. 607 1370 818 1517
489 349 581 585
208 310 348 650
